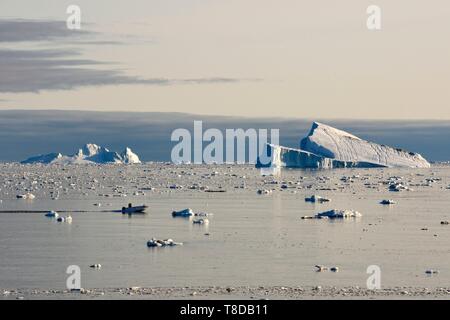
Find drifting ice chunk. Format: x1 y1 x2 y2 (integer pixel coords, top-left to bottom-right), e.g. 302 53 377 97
45 210 59 218
172 208 194 217
193 218 209 225
305 195 331 203
147 238 183 247
315 209 362 219
16 193 36 200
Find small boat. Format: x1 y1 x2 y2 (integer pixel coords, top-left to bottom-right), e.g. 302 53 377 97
121 203 148 214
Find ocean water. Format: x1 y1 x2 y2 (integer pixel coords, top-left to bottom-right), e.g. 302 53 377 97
0 164 449 290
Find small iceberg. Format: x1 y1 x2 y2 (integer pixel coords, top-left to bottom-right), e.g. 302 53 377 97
194 212 211 217
16 193 35 200
314 265 339 272
315 209 362 219
389 183 410 192
57 215 72 223
193 218 209 225
172 208 194 217
305 195 331 203
45 210 59 218
380 199 396 205
147 238 183 247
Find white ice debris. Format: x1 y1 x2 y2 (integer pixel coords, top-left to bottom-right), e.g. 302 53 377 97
389 183 411 192
315 209 362 219
257 189 273 195
425 269 439 275
380 199 396 205
16 192 35 200
315 265 339 272
57 215 72 223
21 143 141 165
45 210 59 218
147 238 183 247
305 195 331 203
256 122 430 169
193 218 209 225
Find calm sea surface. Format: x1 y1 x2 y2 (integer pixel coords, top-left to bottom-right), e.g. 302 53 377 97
0 164 449 289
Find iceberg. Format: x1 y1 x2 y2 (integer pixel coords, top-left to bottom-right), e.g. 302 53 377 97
257 122 430 169
21 143 141 164
21 153 63 164
300 122 430 168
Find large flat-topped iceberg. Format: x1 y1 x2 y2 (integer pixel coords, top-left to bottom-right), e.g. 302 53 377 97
257 122 430 169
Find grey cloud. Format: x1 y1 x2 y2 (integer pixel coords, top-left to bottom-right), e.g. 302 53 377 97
0 19 252 93
0 48 242 93
0 19 89 42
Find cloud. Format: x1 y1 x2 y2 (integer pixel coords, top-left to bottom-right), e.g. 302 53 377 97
0 19 250 93
0 48 243 93
0 19 89 42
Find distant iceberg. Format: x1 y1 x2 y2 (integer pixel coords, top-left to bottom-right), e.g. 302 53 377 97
257 122 430 169
21 143 141 164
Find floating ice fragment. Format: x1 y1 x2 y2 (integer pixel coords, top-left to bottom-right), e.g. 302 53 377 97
16 193 35 200
315 209 362 219
380 199 396 205
193 218 209 225
257 189 272 195
147 238 183 247
45 210 59 218
305 195 331 203
172 208 194 217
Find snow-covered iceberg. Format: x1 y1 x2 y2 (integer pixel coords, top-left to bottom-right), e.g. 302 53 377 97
21 143 141 164
257 122 430 169
300 122 430 168
20 152 63 164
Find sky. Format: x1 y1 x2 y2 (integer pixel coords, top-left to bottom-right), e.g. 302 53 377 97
1 1 450 119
